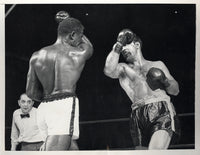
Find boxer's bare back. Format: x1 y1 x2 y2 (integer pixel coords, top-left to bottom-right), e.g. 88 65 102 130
26 36 93 102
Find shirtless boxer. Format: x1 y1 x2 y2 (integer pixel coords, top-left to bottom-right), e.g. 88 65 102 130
26 15 93 150
104 29 180 149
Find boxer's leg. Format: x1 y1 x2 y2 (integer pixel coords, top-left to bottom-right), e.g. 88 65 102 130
45 135 71 150
148 130 171 149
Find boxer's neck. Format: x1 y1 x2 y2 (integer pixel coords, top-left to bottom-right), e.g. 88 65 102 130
133 49 146 67
55 37 70 46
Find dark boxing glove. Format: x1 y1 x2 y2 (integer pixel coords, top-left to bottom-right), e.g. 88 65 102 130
114 29 134 53
146 67 170 91
117 29 134 45
55 11 70 23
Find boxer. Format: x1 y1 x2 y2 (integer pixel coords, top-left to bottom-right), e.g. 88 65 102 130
26 11 93 150
104 29 180 149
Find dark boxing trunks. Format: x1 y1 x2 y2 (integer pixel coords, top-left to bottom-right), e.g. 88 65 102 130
21 141 43 151
130 101 180 147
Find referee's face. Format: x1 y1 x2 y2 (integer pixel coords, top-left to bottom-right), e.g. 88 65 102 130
18 94 34 114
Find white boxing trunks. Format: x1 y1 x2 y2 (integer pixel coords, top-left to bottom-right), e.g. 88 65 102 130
37 96 79 140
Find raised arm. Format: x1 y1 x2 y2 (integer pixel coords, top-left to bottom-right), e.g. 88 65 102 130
104 29 134 79
26 52 43 102
69 35 93 61
104 43 125 79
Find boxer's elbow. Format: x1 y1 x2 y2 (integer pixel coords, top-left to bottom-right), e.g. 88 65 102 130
174 86 180 96
26 89 33 100
166 82 180 96
104 67 111 77
80 43 93 60
104 67 117 79
87 45 94 58
26 87 42 102
170 87 179 96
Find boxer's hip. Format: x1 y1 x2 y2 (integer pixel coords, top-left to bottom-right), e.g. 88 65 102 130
42 92 77 102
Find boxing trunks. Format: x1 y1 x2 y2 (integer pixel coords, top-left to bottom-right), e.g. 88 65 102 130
130 93 180 147
21 141 43 151
37 92 79 140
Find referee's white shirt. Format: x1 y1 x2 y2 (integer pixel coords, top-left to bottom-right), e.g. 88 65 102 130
11 107 43 145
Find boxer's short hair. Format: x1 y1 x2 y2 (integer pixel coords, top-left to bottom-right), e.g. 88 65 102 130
132 33 143 48
58 17 84 37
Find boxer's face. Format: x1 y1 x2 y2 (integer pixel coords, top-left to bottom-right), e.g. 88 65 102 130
122 42 137 63
18 94 34 114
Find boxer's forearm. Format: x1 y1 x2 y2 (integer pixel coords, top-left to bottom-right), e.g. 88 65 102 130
26 77 43 102
69 35 93 59
104 50 120 78
26 61 43 101
123 65 140 81
77 43 93 58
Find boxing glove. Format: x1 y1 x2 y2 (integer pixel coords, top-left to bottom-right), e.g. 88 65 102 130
117 29 134 46
146 67 170 91
55 11 70 23
114 29 134 53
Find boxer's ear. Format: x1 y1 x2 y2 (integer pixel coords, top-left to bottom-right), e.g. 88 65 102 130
135 42 140 49
70 31 76 40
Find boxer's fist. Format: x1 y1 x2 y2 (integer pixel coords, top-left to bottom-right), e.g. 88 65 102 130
114 29 134 53
55 11 70 23
117 29 134 46
146 67 170 91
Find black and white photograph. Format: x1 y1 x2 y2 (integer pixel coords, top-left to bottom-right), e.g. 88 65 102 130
1 1 200 154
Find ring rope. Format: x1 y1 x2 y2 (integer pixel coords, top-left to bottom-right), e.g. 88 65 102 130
80 113 194 125
5 4 17 18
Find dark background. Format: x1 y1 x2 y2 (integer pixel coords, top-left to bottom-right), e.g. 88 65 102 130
5 4 195 150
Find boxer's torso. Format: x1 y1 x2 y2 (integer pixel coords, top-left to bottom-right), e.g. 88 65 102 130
33 44 86 96
119 61 165 104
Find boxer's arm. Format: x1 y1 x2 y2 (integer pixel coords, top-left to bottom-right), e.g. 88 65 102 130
26 53 43 102
158 61 179 95
104 46 124 79
69 35 93 60
104 29 134 79
123 64 140 81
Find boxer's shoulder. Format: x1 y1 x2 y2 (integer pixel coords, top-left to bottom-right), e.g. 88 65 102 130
145 60 164 70
30 46 54 65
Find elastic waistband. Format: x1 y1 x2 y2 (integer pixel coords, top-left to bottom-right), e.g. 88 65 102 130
42 92 76 102
21 141 43 145
131 96 170 111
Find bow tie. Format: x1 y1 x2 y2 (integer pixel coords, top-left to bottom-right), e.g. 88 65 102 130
20 113 30 118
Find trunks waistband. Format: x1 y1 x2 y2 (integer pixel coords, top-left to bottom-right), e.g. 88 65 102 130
131 96 170 111
21 141 43 145
42 92 76 102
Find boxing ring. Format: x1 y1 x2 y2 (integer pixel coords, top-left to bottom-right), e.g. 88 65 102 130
4 112 195 150
78 112 194 149
4 4 195 150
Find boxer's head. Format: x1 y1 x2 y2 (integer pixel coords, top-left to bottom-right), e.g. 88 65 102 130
18 93 34 114
122 34 142 63
57 17 84 46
